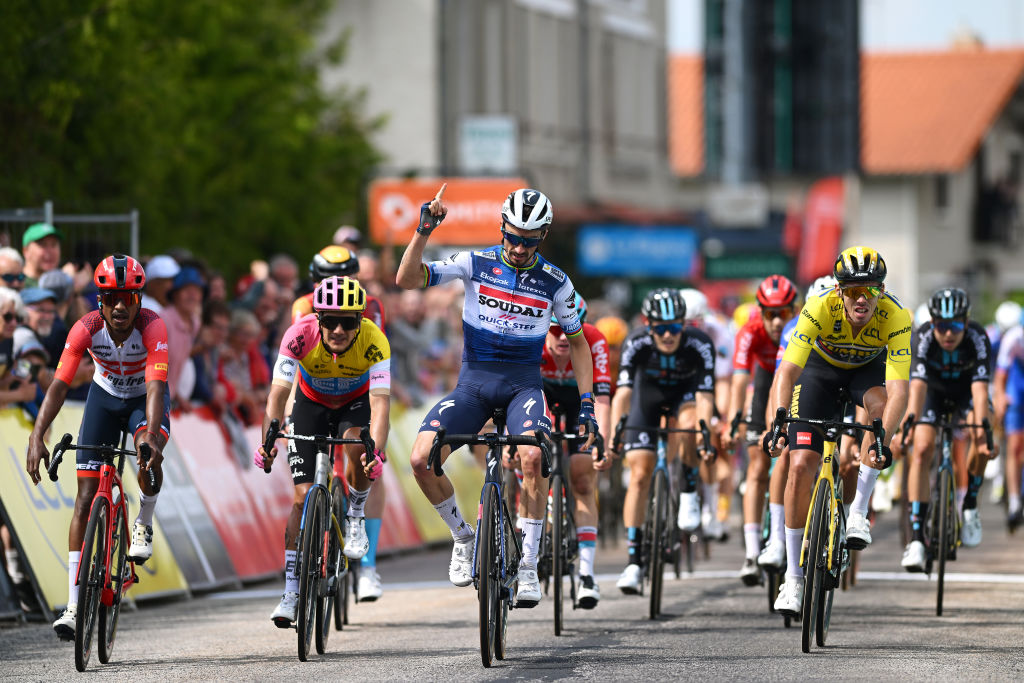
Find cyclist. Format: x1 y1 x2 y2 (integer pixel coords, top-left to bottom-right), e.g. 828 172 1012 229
25 254 169 638
766 247 911 615
292 244 389 601
679 288 733 540
994 305 1024 531
540 293 612 608
256 276 390 627
721 275 798 585
612 288 716 594
899 288 993 570
396 184 597 608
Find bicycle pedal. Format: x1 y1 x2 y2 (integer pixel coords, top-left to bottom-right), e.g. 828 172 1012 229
272 617 294 630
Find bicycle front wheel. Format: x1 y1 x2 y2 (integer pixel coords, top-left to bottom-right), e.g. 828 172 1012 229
801 482 830 653
936 468 954 616
317 510 342 654
98 507 129 664
552 473 566 635
76 497 108 672
297 487 325 661
478 485 500 667
648 469 670 620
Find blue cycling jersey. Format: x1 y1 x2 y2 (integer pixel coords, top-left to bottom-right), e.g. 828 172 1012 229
774 317 799 371
425 245 581 365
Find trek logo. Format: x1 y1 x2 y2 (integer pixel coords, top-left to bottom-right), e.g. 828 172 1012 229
796 432 812 446
523 398 536 416
439 400 455 414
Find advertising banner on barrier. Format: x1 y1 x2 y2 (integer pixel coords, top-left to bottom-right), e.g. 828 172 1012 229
0 406 189 611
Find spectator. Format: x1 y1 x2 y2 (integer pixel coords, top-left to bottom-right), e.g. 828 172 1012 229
162 267 206 409
356 249 386 300
0 288 37 407
333 225 362 253
60 260 98 320
20 223 62 288
220 308 270 424
13 288 58 390
268 253 300 299
206 271 228 303
191 300 232 412
141 255 180 314
36 271 94 399
0 247 26 291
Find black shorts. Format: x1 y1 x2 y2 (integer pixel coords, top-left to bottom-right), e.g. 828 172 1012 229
623 379 704 452
77 382 171 474
746 365 774 435
787 352 885 453
288 391 371 485
919 390 973 426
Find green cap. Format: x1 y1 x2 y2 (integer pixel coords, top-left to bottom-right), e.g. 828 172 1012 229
22 223 63 248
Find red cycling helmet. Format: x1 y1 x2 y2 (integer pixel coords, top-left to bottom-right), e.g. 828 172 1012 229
755 274 797 308
94 254 146 291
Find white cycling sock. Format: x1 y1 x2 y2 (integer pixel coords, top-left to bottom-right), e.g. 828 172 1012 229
284 549 299 594
1011 496 1022 515
433 494 473 540
784 527 804 581
520 518 543 569
743 523 761 559
769 503 785 546
68 551 81 607
851 467 880 518
6 549 23 584
347 486 369 517
577 527 597 577
136 491 158 527
702 482 718 516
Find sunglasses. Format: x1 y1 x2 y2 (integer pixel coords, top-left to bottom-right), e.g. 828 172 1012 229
1 273 25 284
761 306 795 321
651 322 684 336
840 285 882 300
2 312 18 323
500 229 544 248
99 291 141 308
319 314 360 331
934 320 965 334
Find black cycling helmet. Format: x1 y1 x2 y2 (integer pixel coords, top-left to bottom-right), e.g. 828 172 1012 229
642 288 686 322
309 245 359 281
833 246 887 285
928 287 970 320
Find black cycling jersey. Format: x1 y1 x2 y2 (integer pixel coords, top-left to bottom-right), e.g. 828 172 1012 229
617 328 716 393
910 321 991 395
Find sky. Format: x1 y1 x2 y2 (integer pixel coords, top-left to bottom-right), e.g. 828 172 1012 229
668 0 1024 53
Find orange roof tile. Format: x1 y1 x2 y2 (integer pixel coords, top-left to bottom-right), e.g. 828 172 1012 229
668 55 703 176
667 49 1024 176
862 49 1024 173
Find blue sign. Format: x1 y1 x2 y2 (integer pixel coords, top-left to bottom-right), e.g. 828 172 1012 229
577 225 699 277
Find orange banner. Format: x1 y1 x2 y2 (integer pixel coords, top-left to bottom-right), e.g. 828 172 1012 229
368 177 528 246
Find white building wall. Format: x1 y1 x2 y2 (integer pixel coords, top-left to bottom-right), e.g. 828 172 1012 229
853 177 920 306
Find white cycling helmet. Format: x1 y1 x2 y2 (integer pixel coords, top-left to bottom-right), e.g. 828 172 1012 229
806 275 836 300
501 189 553 231
995 300 1023 333
914 302 930 329
678 288 708 321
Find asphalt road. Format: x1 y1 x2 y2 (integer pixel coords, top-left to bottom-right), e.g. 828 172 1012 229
3 494 1024 680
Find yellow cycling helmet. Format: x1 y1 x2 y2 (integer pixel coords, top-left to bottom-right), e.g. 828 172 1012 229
310 245 359 281
595 316 629 347
833 246 887 285
313 276 366 313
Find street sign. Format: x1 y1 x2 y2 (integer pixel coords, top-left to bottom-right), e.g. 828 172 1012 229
704 252 791 280
458 115 518 174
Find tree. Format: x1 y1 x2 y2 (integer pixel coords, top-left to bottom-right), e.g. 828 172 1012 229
0 0 381 279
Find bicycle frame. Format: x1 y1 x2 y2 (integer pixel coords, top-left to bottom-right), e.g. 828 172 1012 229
799 431 844 574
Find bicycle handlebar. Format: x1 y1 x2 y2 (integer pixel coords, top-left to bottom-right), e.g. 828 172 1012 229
610 415 715 459
906 413 994 450
262 419 376 474
48 433 154 489
766 406 886 459
427 428 551 478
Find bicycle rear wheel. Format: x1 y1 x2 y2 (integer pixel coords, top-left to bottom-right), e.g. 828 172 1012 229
75 497 108 672
317 511 342 653
801 482 830 653
936 468 954 616
478 485 500 667
98 507 129 664
552 473 566 635
297 487 325 661
648 470 669 620
330 479 348 631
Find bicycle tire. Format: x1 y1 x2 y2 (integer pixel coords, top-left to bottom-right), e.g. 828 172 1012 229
75 497 108 672
98 507 129 664
494 496 516 662
297 487 324 661
330 479 348 631
552 473 565 635
801 482 829 653
766 569 782 615
317 509 342 653
478 485 499 667
649 469 669 620
816 492 841 647
936 467 953 617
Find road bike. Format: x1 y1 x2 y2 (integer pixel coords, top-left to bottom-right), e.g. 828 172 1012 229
613 411 714 619
767 405 885 653
903 405 993 616
47 432 155 672
262 419 375 661
426 407 551 668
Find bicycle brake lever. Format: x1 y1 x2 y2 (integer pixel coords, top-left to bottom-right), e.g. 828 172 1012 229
47 433 74 481
262 418 281 474
359 425 376 462
427 428 446 476
982 418 994 450
536 430 551 479
138 442 158 492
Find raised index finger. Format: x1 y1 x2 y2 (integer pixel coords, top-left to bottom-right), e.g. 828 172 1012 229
434 183 448 202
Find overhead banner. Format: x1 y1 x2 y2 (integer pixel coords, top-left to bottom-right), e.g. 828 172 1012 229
368 177 528 246
578 225 700 277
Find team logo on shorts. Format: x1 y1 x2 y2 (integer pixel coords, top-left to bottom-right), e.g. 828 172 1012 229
796 432 812 445
430 419 441 427
523 420 533 428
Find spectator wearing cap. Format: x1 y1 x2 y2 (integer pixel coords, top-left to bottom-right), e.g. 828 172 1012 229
13 288 57 393
21 224 62 288
333 225 362 252
162 266 206 410
141 255 180 315
36 272 94 400
0 248 26 291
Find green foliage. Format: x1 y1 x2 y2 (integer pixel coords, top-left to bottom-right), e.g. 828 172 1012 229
0 0 381 279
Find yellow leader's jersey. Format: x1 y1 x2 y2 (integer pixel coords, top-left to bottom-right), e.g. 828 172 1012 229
782 289 913 381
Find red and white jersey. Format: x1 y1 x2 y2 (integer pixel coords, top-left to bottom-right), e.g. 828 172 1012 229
55 309 169 399
540 323 612 396
732 315 780 374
